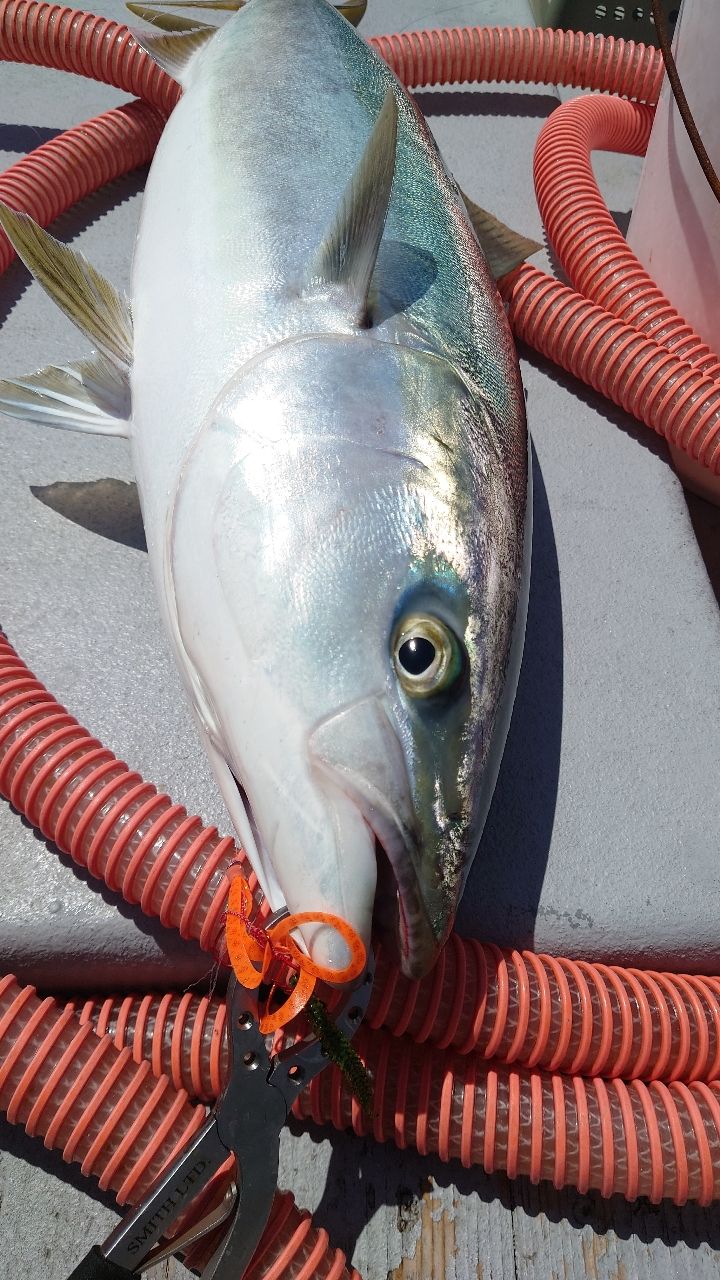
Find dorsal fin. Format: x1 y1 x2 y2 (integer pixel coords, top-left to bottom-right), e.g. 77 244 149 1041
459 190 542 280
129 23 215 82
126 3 217 33
0 202 132 367
309 88 398 326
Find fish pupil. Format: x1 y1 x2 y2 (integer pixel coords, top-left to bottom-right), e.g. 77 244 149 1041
399 636 436 675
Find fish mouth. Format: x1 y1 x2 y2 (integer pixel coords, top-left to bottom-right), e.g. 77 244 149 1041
225 766 296 918
372 836 407 959
307 694 446 978
204 694 445 980
368 834 409 962
223 764 440 980
363 815 441 980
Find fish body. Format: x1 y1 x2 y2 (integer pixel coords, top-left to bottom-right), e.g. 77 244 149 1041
0 0 531 977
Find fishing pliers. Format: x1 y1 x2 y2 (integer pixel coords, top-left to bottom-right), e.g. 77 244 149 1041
66 949 375 1279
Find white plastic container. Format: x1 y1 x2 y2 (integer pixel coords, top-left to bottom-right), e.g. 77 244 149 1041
627 0 720 502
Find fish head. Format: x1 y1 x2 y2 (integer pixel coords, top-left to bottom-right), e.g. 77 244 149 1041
168 333 527 979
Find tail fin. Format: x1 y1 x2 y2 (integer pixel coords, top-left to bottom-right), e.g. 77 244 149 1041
128 0 367 26
126 0 368 81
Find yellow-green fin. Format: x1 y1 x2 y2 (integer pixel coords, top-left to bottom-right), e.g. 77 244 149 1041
127 0 244 8
0 354 130 436
128 0 367 25
309 89 398 326
334 0 367 25
127 2 217 32
130 23 215 81
0 202 132 367
459 191 542 280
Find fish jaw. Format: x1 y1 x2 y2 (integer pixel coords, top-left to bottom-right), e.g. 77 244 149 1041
308 695 446 976
168 641 381 972
158 599 382 972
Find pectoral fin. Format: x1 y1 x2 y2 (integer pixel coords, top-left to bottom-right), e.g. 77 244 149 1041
459 191 542 280
0 202 132 367
309 88 398 326
0 354 130 436
32 478 145 549
0 203 132 435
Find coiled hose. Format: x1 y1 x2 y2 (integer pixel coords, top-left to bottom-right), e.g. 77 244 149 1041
5 617 720 1215
68 990 720 1207
62 989 720 1208
74 946 720 1096
2 0 720 1266
533 96 720 381
518 94 720 468
4 632 720 1090
0 973 358 1278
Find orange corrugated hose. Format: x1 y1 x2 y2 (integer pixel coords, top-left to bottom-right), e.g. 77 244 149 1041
70 992 720 1206
2 3 720 1272
0 977 357 1277
5 632 720 1090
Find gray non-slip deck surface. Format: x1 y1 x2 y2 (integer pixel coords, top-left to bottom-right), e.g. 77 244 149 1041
1 0 720 1276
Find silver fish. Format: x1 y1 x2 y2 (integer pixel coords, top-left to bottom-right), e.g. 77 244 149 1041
0 0 534 978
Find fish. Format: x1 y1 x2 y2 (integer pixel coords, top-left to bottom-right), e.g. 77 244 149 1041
0 0 536 979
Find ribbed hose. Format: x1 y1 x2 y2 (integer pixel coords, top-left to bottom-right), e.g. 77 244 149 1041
0 632 255 953
295 1027 720 1208
369 943 720 1083
0 974 358 1279
0 99 166 271
369 23 664 101
501 264 720 469
0 973 205 1203
0 0 178 109
75 989 229 1103
533 96 720 381
4 631 720 1089
58 988 720 1210
75 945 720 1102
1 3 664 106
184 1186 358 1280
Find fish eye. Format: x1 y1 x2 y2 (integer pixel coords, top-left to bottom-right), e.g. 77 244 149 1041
392 615 463 697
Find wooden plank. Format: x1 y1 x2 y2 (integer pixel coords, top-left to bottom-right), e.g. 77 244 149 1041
510 1178 720 1280
287 1117 720 1279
